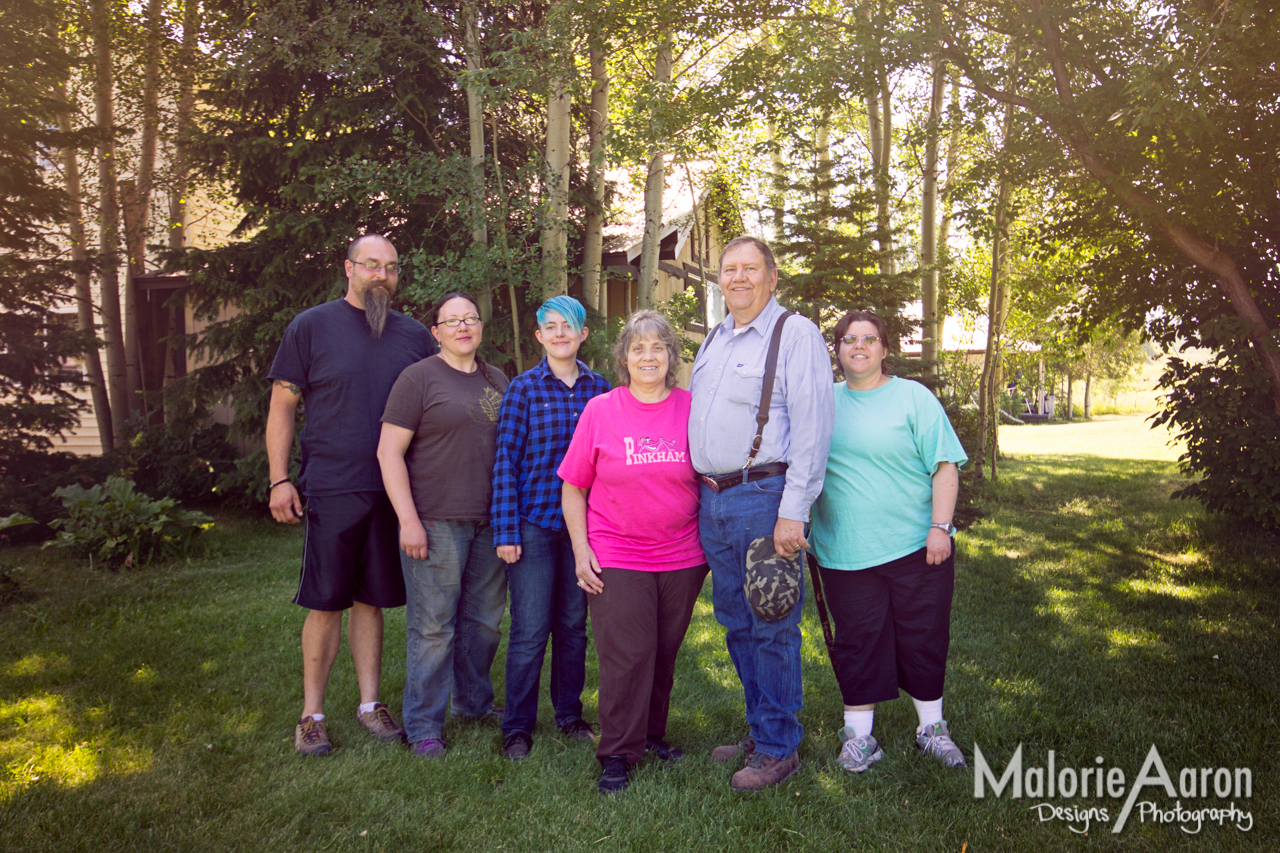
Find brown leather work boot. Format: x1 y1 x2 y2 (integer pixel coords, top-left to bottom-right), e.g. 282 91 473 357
730 750 801 790
711 734 755 764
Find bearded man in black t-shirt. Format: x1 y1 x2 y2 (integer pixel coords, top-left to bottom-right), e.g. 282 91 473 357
266 234 436 756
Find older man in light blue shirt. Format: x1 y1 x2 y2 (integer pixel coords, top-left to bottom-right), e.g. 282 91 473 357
689 235 834 790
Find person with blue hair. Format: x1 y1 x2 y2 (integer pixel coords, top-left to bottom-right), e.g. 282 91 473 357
491 295 612 758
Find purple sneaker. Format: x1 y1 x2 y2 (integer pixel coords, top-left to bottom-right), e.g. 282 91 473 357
411 738 448 758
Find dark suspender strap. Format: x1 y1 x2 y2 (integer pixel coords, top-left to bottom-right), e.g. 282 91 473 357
747 311 793 465
805 550 838 673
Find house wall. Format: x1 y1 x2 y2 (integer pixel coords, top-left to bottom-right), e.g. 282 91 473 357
601 204 726 388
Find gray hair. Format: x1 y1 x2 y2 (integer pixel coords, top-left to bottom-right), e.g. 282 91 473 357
612 309 680 389
717 235 777 275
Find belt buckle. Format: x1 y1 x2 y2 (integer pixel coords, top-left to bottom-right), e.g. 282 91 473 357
700 475 721 494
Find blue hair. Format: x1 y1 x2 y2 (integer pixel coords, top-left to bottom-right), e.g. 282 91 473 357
536 295 586 333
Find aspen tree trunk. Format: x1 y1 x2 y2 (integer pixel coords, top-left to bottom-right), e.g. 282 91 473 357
920 56 945 374
92 0 129 443
638 35 671 307
462 2 491 320
936 76 962 350
169 0 198 254
491 116 522 372
815 111 831 224
542 55 571 297
119 0 164 415
120 179 143 410
878 80 894 275
863 4 894 279
581 42 608 314
163 0 199 419
58 84 113 454
1084 371 1092 418
976 98 1014 480
768 121 785 239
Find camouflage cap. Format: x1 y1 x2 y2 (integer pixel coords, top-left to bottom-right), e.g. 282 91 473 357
743 536 803 622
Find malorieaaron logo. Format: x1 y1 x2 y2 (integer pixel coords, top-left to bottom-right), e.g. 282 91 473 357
973 743 1253 834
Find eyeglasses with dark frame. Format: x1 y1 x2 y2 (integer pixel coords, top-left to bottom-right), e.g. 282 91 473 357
436 316 483 328
351 259 401 275
840 334 881 347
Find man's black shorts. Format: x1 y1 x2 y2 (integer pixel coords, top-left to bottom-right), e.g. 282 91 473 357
295 491 406 611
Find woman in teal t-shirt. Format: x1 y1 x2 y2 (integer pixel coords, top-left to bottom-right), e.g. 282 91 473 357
809 310 969 776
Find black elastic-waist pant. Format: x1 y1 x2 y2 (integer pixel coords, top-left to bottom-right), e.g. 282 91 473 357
587 564 708 764
818 544 954 706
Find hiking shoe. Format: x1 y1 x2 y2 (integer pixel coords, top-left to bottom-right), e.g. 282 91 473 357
836 727 882 774
645 738 684 763
411 738 448 758
559 718 598 743
503 731 533 760
916 720 966 768
294 715 333 757
711 734 755 764
598 755 630 794
731 750 801 790
357 703 406 743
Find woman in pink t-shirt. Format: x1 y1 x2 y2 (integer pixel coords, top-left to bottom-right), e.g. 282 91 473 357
559 309 708 795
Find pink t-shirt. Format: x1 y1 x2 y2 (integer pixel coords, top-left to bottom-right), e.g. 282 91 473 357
557 386 704 572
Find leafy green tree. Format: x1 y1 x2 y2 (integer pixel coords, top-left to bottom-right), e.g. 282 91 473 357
0 0 94 462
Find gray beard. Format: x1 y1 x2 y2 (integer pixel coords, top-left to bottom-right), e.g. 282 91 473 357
366 286 391 339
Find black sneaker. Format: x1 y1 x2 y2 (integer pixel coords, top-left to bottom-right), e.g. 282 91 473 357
645 738 684 763
598 755 630 794
503 731 532 759
559 718 598 743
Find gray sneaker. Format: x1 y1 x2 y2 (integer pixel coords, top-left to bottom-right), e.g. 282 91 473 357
916 720 966 767
836 727 882 773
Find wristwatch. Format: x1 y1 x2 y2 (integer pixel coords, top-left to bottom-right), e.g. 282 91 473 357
930 521 957 535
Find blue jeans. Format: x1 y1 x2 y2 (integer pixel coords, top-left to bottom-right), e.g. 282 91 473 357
401 519 507 742
699 475 805 759
502 520 589 738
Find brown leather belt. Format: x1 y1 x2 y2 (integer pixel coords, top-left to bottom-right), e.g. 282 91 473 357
699 462 789 493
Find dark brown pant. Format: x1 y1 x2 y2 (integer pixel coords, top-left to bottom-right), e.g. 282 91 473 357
587 564 708 763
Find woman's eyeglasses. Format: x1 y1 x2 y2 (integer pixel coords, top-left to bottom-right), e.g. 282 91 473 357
436 316 482 328
840 334 880 347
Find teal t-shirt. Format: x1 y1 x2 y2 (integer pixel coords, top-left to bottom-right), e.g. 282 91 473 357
810 377 968 571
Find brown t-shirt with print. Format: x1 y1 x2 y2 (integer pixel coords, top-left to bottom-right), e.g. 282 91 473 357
381 355 508 520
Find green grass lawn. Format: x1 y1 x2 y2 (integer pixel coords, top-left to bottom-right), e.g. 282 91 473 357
2 415 1276 851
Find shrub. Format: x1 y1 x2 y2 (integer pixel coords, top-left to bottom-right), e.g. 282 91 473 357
1152 339 1280 531
120 409 246 507
45 476 214 569
0 448 124 543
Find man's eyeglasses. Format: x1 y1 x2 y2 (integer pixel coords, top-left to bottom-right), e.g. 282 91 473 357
351 259 400 275
436 316 482 328
840 334 881 347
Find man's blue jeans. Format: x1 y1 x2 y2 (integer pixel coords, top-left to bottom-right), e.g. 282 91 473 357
502 520 589 738
698 474 805 759
401 519 507 742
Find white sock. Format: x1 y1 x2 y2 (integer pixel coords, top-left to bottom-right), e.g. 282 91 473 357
912 697 943 733
844 710 874 739
358 702 379 715
308 713 326 722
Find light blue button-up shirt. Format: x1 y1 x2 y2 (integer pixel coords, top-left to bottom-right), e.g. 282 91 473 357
688 298 835 522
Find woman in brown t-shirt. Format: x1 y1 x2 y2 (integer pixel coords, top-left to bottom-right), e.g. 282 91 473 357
377 292 509 758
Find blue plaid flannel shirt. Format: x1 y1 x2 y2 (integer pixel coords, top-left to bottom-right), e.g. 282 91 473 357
490 357 612 546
